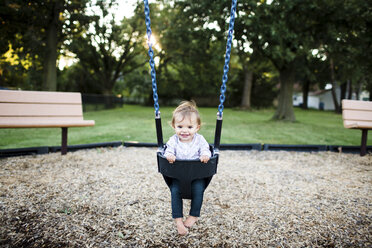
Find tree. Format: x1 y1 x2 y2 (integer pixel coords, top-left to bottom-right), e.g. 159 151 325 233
316 0 372 112
233 1 256 109
149 0 228 104
296 54 327 110
0 0 91 91
68 1 147 97
244 0 332 121
177 0 277 109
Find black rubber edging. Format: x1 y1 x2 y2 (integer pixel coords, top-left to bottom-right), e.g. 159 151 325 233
124 142 158 147
219 143 262 150
0 141 123 158
1 142 370 158
124 142 263 151
49 141 123 153
263 144 328 152
328 145 372 154
0 146 49 158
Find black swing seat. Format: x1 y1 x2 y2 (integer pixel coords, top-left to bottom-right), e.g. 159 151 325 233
157 146 218 199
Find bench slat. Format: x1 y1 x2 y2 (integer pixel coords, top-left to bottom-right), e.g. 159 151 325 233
0 103 83 117
342 100 372 130
343 110 372 121
0 119 95 128
343 120 372 129
342 99 372 111
341 99 372 156
0 116 84 121
0 90 82 104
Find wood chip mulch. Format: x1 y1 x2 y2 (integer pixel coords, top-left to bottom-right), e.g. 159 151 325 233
0 147 371 247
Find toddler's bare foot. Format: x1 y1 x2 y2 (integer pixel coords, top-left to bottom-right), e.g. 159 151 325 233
175 218 188 236
184 216 198 228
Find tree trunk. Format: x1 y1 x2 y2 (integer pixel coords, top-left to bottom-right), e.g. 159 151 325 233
240 68 253 109
329 58 340 113
103 88 114 109
347 79 352 99
272 65 296 122
356 78 363 100
340 81 347 101
42 2 60 91
367 78 372 101
302 80 310 109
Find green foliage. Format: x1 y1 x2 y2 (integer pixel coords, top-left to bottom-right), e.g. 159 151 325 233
229 57 278 108
67 0 147 95
114 67 152 104
1 0 371 111
147 0 229 102
314 0 372 94
57 63 91 92
0 0 92 90
251 72 278 109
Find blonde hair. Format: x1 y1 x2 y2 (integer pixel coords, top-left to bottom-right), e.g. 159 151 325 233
171 100 201 128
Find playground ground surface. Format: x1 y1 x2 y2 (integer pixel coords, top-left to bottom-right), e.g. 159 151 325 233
0 147 371 247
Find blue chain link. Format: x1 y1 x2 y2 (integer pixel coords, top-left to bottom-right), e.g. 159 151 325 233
143 0 160 116
218 0 237 118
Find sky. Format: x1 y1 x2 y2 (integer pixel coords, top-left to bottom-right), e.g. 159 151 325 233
112 0 138 22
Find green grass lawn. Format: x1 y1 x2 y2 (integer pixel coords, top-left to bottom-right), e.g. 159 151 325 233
0 104 370 149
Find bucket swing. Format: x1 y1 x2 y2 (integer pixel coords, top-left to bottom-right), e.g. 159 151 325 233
143 0 237 199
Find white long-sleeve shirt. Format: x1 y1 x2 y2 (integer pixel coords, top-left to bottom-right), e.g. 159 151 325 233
164 133 211 160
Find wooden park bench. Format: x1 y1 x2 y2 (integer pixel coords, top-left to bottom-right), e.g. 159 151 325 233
342 99 372 156
0 90 95 155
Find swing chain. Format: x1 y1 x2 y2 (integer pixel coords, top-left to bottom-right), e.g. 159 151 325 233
218 0 237 118
144 0 160 116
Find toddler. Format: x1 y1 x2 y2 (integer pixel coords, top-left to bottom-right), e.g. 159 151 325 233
164 101 211 235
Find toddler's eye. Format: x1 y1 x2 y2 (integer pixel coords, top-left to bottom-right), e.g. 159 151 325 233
177 126 182 129
188 126 193 129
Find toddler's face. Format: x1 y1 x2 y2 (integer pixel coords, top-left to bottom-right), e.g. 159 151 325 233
173 114 200 143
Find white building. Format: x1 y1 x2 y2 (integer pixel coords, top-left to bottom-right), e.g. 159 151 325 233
293 94 320 109
293 87 370 110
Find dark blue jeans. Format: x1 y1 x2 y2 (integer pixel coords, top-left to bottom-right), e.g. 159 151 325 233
170 178 206 218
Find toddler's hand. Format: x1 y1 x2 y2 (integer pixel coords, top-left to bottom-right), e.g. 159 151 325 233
166 154 176 164
200 155 210 163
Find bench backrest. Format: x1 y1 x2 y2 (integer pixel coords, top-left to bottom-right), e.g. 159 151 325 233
0 90 90 127
342 99 372 129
